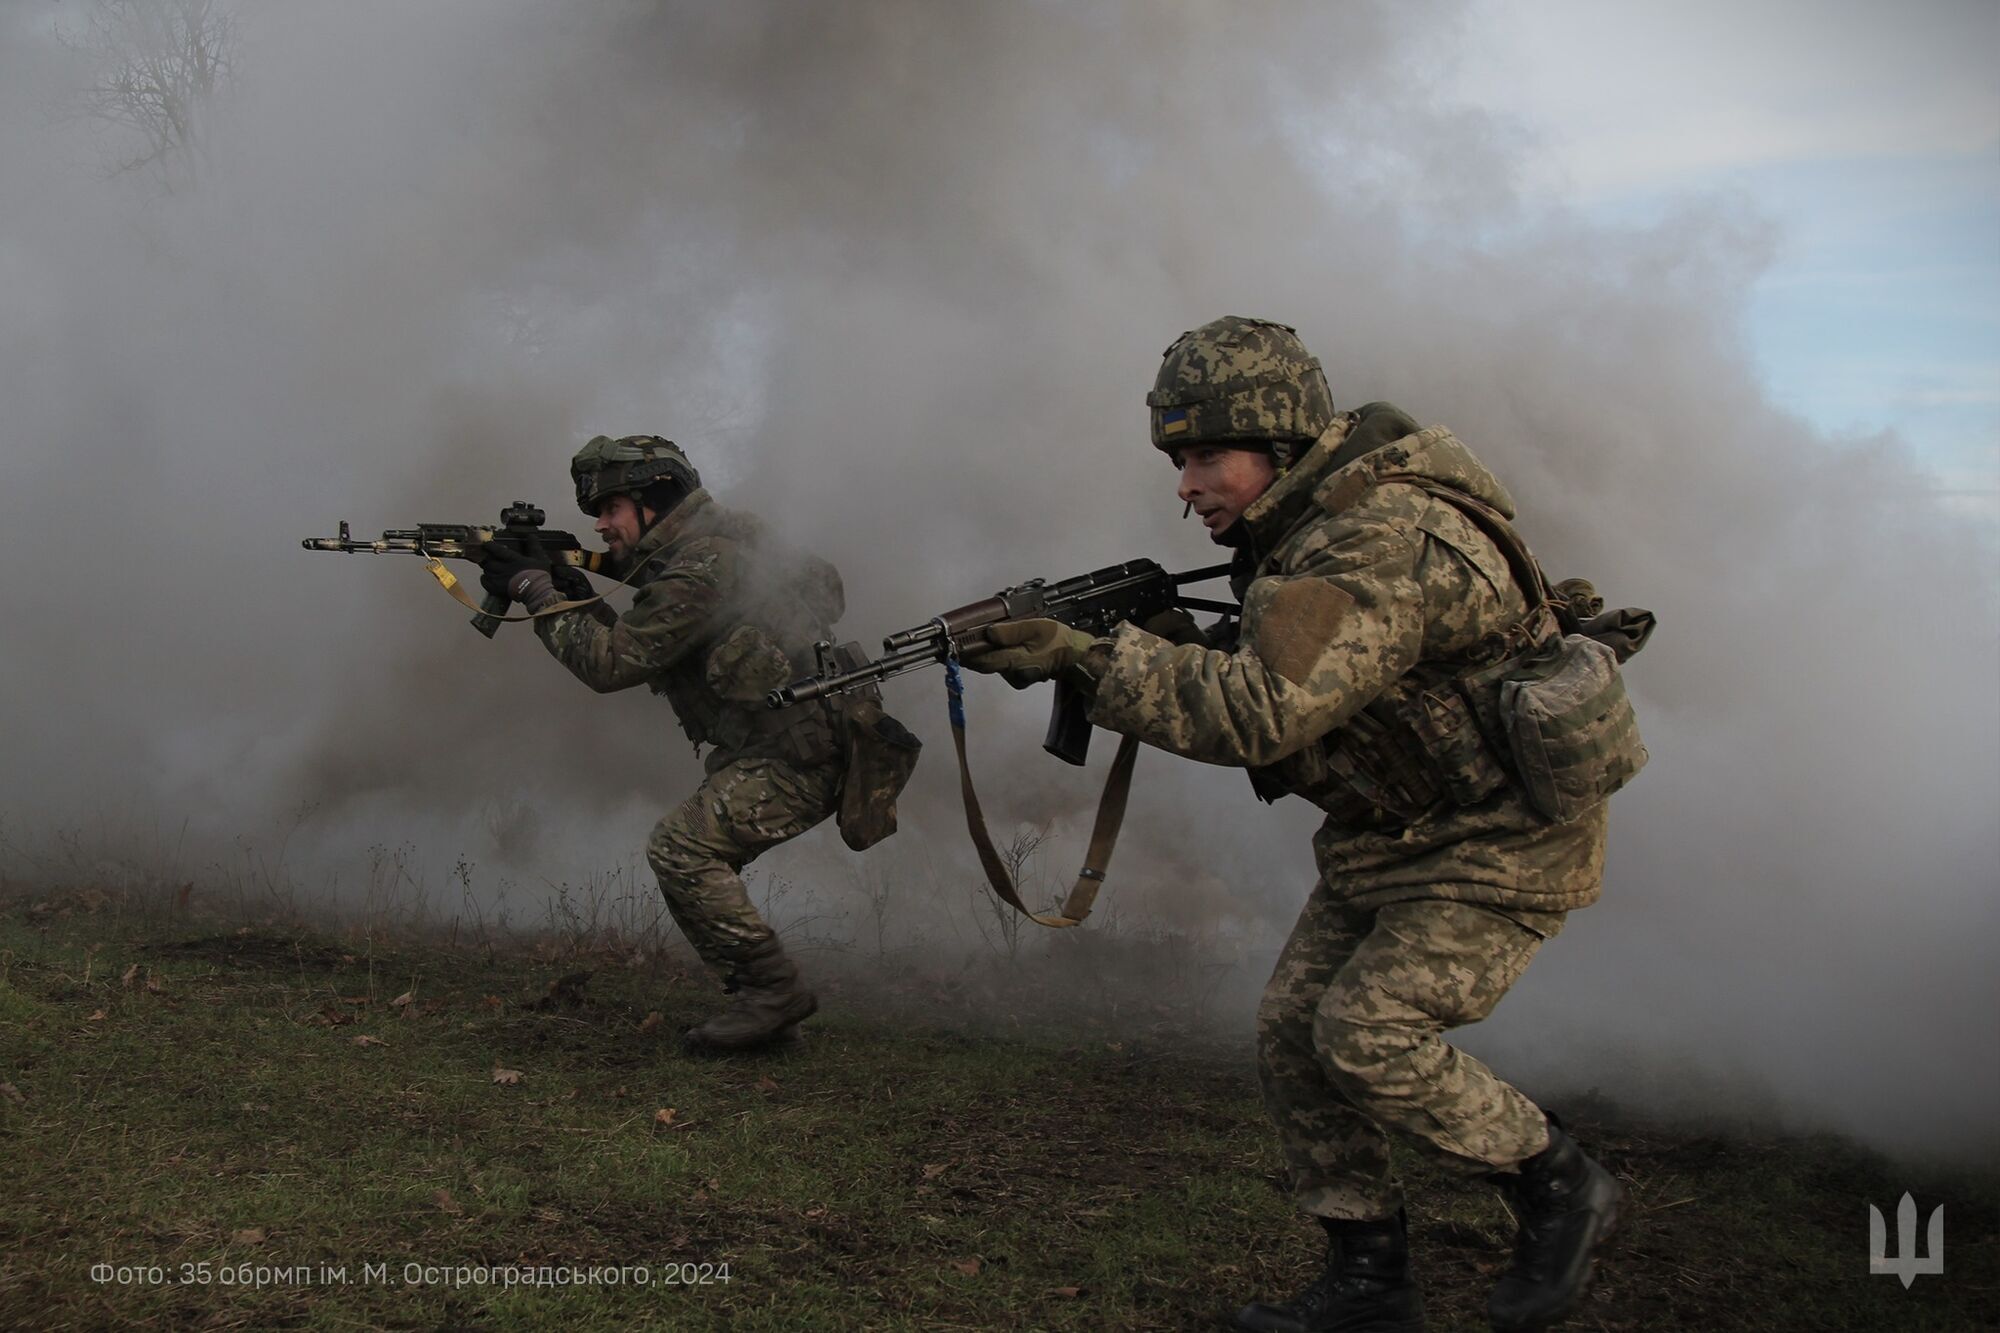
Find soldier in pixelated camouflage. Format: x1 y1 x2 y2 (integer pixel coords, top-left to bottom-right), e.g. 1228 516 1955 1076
483 435 874 1054
960 316 1641 1332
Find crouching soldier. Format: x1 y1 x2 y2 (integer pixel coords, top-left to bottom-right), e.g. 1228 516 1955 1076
960 318 1645 1331
482 435 906 1053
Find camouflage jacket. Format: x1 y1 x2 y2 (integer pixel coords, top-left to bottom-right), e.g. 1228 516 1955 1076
534 488 845 774
1088 405 1605 913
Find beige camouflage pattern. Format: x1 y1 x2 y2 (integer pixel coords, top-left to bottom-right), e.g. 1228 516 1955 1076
1089 411 1608 914
1147 316 1335 459
1090 397 1613 1225
531 486 848 972
1258 893 1562 1219
646 756 841 968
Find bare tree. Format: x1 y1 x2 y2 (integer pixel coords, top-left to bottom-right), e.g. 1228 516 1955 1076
60 0 237 189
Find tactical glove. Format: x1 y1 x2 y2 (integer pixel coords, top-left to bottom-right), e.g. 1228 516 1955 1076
478 540 552 601
549 562 594 602
1139 607 1206 647
958 618 1103 690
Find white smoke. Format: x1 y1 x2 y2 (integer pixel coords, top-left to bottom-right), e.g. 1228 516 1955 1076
1 1 1992 1158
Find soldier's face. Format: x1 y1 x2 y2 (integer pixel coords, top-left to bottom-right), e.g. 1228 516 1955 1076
1173 444 1278 539
593 493 653 556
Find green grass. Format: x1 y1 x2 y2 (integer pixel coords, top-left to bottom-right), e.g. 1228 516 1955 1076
1 893 1994 1330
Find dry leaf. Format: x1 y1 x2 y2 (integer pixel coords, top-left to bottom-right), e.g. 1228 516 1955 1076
610 1085 629 1100
804 1205 828 1220
1051 1285 1082 1298
492 1067 523 1086
120 963 140 989
653 1107 679 1127
353 1035 387 1048
949 1257 982 1277
87 1009 108 1022
144 972 166 994
755 1075 781 1094
921 1162 948 1181
482 995 504 1010
532 1205 564 1223
433 1188 463 1215
231 1228 267 1246
638 1011 664 1034
0 1083 23 1105
390 991 416 1009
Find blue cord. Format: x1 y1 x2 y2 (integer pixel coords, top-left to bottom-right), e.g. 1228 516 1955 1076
945 658 967 731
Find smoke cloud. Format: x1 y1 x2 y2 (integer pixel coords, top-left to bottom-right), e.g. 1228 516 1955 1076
2 1 1993 1159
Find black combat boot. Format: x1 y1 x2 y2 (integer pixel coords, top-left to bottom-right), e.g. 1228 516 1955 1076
680 937 817 1054
1233 1211 1426 1333
1487 1117 1622 1331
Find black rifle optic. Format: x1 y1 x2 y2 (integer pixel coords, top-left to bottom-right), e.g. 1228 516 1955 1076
767 559 1235 765
302 501 609 637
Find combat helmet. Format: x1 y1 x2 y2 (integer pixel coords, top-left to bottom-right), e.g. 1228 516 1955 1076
569 435 700 517
1146 316 1334 467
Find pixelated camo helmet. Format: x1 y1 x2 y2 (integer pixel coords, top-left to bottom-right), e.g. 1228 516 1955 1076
1147 316 1334 467
569 435 700 517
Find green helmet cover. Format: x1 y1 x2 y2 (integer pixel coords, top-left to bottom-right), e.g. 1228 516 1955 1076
569 435 700 516
1147 316 1334 465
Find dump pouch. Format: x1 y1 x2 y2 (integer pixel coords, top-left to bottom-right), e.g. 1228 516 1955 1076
809 641 921 851
1499 633 1647 822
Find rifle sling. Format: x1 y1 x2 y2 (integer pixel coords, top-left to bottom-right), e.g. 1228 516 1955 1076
948 681 1139 929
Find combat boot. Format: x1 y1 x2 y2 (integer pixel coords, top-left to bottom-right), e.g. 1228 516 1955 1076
1233 1211 1426 1333
1487 1117 1622 1331
681 937 817 1054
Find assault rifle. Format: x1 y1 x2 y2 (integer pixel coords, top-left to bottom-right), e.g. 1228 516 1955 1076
768 558 1236 765
302 501 609 637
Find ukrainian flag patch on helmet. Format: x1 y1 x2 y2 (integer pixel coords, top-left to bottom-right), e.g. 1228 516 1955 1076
1159 408 1190 436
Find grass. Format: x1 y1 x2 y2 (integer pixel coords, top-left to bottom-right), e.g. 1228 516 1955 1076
1 887 1994 1331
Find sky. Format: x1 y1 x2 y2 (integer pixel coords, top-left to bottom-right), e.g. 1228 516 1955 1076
0 0 1994 1161
1454 0 2000 503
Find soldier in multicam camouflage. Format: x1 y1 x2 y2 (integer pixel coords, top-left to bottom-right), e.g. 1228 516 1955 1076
959 317 1632 1332
482 435 865 1054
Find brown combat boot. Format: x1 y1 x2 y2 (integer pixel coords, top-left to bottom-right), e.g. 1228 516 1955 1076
681 937 817 1054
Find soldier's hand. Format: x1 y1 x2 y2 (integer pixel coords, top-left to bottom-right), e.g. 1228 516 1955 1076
958 618 1099 687
478 540 552 600
549 562 594 602
1139 607 1206 646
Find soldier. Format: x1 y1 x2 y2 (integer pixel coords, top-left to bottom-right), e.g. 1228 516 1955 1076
960 317 1635 1332
481 435 871 1053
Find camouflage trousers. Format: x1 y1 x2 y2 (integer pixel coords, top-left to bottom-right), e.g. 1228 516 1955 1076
644 756 842 977
1256 889 1564 1220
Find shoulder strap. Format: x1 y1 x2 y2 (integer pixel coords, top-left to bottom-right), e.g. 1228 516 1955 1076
1409 482 1552 604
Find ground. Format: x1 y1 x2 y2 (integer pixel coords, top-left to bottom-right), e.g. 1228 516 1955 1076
1 888 1993 1331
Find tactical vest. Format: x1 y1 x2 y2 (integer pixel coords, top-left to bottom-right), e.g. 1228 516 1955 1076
635 505 849 773
1247 485 1652 828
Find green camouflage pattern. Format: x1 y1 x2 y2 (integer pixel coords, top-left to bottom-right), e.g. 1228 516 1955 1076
645 756 842 969
570 434 700 516
532 485 850 977
1146 316 1335 460
535 487 845 771
1088 410 1608 913
1258 893 1563 1219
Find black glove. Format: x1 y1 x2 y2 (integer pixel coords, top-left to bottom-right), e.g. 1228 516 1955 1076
549 562 594 602
478 539 552 600
1140 607 1207 646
